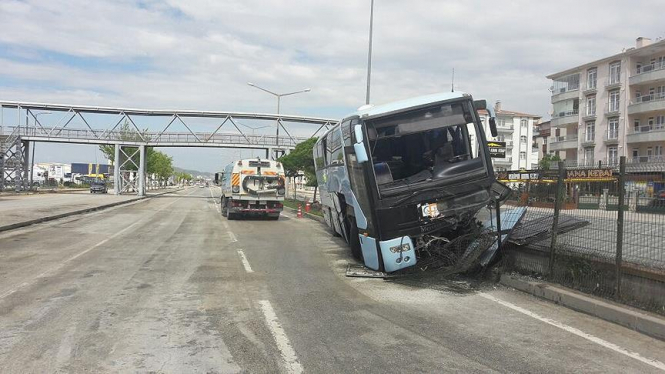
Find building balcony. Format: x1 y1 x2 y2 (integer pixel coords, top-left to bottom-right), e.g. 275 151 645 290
580 133 595 147
581 106 597 121
549 135 578 151
496 124 514 133
626 126 665 143
505 140 514 148
551 110 579 127
604 132 619 145
627 93 665 115
604 103 621 117
629 63 665 86
551 88 579 103
493 157 513 165
604 78 622 90
583 85 597 95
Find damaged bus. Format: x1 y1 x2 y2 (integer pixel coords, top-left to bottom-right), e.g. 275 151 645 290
314 92 499 273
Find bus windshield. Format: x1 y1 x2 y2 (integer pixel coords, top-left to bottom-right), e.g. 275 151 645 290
366 101 483 191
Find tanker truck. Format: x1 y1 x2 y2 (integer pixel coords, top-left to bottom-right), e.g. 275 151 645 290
218 158 286 220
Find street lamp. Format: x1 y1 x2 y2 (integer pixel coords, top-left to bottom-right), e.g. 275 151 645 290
247 82 310 149
366 0 375 105
237 122 272 136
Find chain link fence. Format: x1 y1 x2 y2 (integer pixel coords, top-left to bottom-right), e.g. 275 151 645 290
499 157 665 316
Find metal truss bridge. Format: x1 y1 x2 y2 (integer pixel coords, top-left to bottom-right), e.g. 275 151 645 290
0 101 337 195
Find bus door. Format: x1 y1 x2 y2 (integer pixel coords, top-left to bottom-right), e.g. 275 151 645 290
343 119 382 270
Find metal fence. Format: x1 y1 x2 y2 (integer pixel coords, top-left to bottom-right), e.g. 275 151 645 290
500 157 665 316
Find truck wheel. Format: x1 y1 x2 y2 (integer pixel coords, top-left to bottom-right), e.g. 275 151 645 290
348 216 364 261
226 200 237 220
221 197 228 217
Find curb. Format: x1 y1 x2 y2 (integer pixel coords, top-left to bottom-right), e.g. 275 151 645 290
0 188 183 233
285 206 325 223
500 273 665 341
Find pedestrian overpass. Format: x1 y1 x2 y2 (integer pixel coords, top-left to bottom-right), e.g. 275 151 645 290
0 101 336 195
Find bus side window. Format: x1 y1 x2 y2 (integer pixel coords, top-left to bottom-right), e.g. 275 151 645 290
315 141 326 168
341 120 352 147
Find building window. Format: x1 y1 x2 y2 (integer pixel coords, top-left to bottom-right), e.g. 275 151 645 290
584 148 594 166
586 95 596 116
587 68 597 89
608 118 619 139
520 119 527 128
632 148 639 162
519 151 526 160
609 90 620 112
656 145 663 161
608 147 618 166
609 61 621 85
634 119 640 132
585 122 595 142
520 135 527 144
658 116 665 130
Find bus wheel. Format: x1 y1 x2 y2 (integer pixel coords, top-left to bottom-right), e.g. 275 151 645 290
348 217 364 261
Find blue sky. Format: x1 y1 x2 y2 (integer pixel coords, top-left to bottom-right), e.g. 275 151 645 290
1 0 664 172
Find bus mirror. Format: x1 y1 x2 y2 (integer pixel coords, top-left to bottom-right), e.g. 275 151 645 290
214 173 219 184
489 117 498 137
354 143 369 163
354 124 364 143
474 99 487 110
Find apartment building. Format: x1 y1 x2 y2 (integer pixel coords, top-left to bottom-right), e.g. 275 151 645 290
479 101 541 171
547 37 665 166
532 120 551 161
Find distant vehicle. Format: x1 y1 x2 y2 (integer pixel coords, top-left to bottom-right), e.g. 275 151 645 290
314 92 501 273
90 180 108 194
218 158 286 220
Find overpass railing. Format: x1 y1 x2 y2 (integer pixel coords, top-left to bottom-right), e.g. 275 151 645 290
10 126 309 148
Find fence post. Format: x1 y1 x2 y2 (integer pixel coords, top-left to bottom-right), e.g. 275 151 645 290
615 156 626 299
549 161 566 276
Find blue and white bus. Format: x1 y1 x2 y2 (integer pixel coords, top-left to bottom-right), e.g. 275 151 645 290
313 92 499 272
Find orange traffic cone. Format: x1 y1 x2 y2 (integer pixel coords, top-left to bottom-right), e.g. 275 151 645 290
297 204 303 218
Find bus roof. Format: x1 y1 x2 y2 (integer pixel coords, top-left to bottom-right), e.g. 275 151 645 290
348 91 470 120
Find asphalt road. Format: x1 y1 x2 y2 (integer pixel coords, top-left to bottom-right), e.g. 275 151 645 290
1 187 664 373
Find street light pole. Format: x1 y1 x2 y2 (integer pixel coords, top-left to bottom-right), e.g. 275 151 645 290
247 82 310 154
366 0 375 105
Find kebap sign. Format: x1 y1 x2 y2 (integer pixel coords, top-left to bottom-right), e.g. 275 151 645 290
487 141 506 158
497 168 615 183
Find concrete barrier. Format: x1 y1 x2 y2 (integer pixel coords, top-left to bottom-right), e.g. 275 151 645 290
500 273 665 341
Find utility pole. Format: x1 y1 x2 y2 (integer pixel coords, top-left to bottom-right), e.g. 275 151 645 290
365 0 375 105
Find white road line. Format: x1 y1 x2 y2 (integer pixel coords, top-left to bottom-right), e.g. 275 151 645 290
258 300 303 374
222 221 229 229
236 250 254 273
0 193 185 301
479 293 665 371
229 231 238 242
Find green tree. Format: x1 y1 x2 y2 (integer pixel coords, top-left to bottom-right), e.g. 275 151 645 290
538 153 561 170
99 121 150 169
278 137 318 200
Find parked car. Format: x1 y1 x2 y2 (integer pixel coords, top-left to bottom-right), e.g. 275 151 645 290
90 180 108 194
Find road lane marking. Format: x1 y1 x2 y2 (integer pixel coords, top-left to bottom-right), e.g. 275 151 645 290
229 231 238 242
258 300 303 374
479 293 665 371
222 221 229 229
208 187 221 213
236 250 254 273
0 193 186 301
